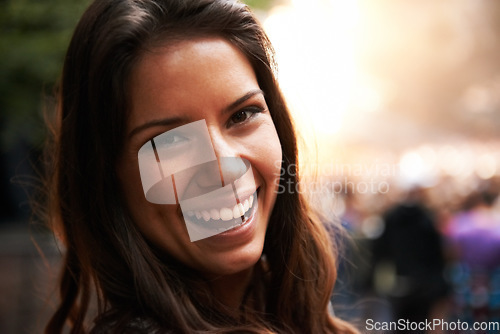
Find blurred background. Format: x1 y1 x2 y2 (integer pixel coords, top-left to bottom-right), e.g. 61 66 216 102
1 0 500 332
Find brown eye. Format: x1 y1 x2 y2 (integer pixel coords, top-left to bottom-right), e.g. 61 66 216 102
228 107 264 127
231 110 252 124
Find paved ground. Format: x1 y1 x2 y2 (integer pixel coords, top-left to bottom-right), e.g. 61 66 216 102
0 223 62 334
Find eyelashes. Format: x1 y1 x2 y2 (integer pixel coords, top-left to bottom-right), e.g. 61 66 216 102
139 130 189 156
227 106 265 128
155 131 188 149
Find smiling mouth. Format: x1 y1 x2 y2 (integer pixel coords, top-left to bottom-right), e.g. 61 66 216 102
183 190 258 231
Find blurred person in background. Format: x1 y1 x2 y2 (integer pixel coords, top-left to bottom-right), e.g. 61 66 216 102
329 189 361 321
330 186 374 324
446 183 500 324
370 187 450 326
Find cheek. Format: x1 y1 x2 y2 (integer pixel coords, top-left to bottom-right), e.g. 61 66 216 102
119 165 186 247
117 158 159 227
268 136 283 187
117 156 193 262
254 126 282 187
118 159 142 202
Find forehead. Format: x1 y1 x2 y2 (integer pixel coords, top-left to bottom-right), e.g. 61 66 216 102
127 37 258 128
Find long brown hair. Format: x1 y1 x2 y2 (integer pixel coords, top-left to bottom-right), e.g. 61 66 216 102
44 0 358 333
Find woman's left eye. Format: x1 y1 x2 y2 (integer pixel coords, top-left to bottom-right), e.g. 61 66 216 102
228 107 263 126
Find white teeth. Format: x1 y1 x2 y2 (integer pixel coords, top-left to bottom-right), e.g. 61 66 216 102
210 208 220 220
233 203 245 218
187 193 256 222
201 210 210 222
220 208 233 221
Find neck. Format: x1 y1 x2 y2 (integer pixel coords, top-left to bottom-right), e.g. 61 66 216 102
209 267 254 311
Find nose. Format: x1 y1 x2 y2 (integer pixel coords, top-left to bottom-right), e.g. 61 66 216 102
218 157 248 186
195 129 248 187
210 130 248 186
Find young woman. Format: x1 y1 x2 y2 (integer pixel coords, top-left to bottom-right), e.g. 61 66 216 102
44 0 358 333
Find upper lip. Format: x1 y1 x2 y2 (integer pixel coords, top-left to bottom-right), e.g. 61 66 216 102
179 185 258 212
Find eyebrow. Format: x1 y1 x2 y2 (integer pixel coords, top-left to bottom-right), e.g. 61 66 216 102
223 89 264 114
128 89 264 139
128 116 186 139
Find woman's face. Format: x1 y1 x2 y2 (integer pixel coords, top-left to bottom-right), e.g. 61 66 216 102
118 37 282 277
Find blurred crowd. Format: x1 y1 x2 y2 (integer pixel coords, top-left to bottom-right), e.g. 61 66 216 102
328 173 500 329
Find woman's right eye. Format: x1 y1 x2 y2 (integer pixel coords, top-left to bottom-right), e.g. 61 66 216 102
156 132 188 149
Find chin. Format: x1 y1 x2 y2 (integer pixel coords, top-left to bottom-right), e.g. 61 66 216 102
201 241 264 278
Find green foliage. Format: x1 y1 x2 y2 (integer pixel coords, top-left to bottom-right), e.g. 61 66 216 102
0 0 91 151
243 0 275 10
